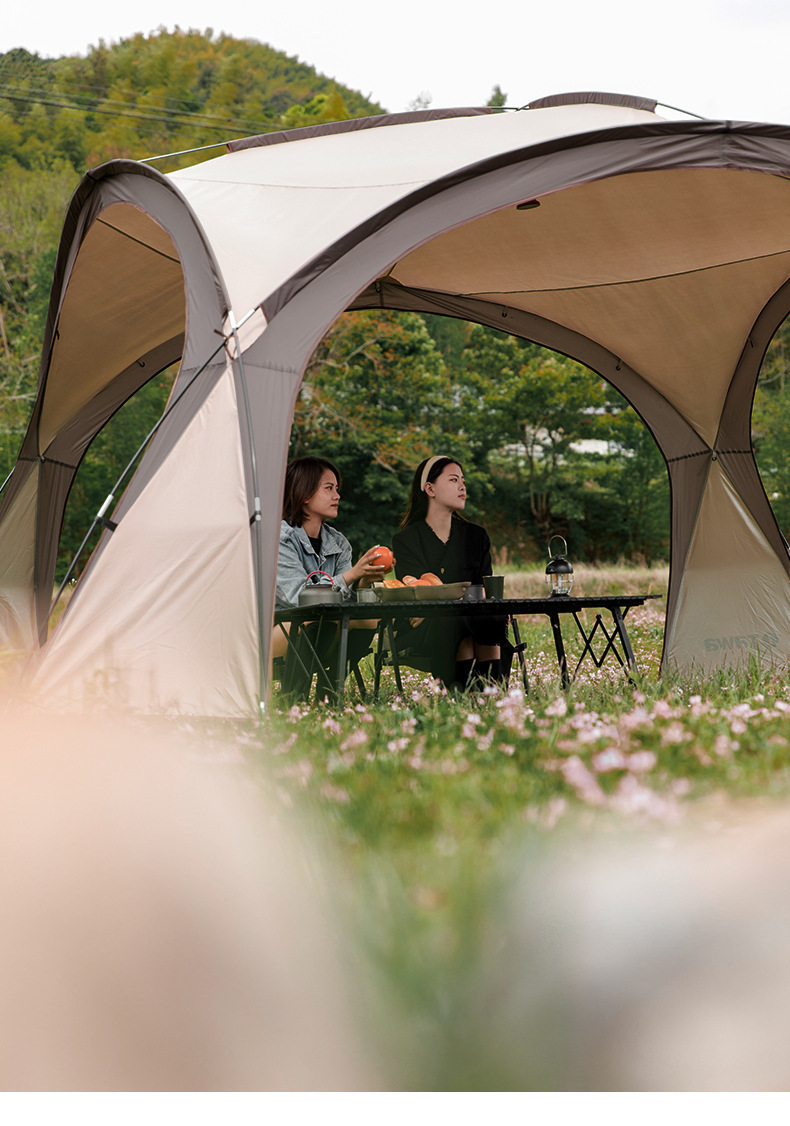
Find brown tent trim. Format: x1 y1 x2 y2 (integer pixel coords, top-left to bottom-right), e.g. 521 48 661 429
227 107 493 153
526 91 658 113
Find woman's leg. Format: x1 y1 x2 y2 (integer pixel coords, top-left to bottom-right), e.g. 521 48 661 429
452 635 475 691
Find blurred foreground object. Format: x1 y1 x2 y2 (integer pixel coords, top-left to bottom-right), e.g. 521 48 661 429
0 712 375 1091
472 811 790 1091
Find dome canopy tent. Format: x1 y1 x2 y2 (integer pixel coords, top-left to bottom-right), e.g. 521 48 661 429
2 92 790 716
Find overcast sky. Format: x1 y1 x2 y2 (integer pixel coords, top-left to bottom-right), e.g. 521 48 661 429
6 0 790 125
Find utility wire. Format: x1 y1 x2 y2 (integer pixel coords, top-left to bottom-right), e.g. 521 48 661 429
0 82 282 135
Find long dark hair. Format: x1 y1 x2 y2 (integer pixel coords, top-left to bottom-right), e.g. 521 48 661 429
400 456 464 528
282 456 341 527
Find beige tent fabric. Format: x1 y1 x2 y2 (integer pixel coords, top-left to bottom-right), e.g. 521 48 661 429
170 102 659 324
0 468 39 651
665 463 790 672
39 205 185 449
28 368 258 716
5 97 790 715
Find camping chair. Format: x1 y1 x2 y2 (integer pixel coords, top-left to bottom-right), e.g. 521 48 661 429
272 621 371 703
372 618 529 696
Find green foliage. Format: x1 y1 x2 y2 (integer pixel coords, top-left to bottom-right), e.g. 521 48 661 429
0 160 79 480
290 310 462 548
56 368 176 579
457 325 670 563
0 31 384 174
753 317 790 537
487 85 507 109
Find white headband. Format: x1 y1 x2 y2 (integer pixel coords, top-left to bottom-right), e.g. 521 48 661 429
420 455 450 492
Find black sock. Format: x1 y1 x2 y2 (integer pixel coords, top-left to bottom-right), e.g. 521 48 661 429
450 659 475 691
472 659 507 688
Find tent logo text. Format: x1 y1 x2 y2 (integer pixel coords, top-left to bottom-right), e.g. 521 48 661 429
703 633 778 653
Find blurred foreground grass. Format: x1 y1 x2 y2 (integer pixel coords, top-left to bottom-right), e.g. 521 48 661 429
6 565 790 1088
254 564 790 1088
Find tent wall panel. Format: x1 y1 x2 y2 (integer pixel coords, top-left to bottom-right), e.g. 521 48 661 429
0 470 40 650
665 464 790 672
32 368 258 716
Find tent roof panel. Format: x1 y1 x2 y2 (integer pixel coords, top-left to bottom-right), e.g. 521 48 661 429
170 102 664 316
39 205 185 449
391 169 790 293
491 253 790 445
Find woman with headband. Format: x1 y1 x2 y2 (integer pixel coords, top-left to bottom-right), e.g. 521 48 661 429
392 455 509 691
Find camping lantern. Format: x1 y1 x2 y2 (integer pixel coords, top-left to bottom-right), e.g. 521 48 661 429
545 537 574 596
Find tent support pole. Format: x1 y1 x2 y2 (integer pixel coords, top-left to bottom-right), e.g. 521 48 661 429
228 311 267 717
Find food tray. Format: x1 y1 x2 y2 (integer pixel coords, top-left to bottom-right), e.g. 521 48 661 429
372 584 416 602
413 582 469 601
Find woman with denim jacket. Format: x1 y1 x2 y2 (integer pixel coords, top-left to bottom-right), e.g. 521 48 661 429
273 456 385 695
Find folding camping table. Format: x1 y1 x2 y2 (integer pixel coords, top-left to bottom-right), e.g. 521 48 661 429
273 594 660 705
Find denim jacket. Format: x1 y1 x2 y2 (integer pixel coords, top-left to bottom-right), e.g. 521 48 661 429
276 519 354 609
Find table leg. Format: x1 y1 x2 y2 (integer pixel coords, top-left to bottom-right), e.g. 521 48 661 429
387 621 404 695
611 605 638 674
510 616 530 693
373 622 386 698
335 613 350 705
548 609 569 688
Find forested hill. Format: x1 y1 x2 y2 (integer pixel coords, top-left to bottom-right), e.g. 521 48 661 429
0 28 386 495
0 28 385 172
3 29 787 573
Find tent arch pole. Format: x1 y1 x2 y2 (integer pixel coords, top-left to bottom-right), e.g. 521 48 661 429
227 311 267 714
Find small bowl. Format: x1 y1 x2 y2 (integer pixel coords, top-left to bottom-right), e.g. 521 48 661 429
356 588 380 603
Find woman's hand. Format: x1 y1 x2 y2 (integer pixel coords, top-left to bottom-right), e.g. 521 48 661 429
344 547 392 589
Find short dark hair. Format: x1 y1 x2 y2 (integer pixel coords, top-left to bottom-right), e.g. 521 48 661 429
282 456 341 527
400 456 464 528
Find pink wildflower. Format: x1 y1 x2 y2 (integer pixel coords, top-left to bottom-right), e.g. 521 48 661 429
559 755 606 805
713 733 738 758
545 697 568 718
340 728 369 751
592 748 629 772
652 699 677 719
661 721 691 745
627 750 657 773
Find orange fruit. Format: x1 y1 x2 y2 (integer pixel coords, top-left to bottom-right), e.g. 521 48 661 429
370 545 394 572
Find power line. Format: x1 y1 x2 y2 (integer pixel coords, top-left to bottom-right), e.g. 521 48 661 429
0 81 286 136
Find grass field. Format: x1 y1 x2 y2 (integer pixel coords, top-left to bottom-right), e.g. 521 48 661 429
6 565 790 1089
250 565 790 1089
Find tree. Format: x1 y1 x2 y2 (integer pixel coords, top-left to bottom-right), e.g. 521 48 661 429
487 85 507 109
456 324 669 563
753 319 790 537
290 310 460 550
